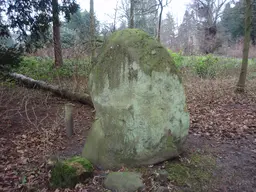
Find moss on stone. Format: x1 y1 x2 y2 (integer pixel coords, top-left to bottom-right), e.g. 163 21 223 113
50 156 93 189
84 28 189 170
65 156 93 172
90 28 180 95
166 152 216 191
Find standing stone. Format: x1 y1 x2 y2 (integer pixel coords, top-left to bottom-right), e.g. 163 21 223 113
83 29 190 169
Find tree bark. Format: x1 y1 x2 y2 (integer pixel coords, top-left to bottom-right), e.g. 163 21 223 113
90 0 96 61
236 0 252 93
129 0 135 28
9 73 94 107
203 25 217 54
157 0 163 42
52 0 63 67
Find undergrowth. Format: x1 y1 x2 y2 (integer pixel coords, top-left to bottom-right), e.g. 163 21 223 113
167 49 256 79
16 56 92 81
13 52 256 82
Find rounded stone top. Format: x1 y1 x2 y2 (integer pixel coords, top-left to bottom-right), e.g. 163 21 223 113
97 28 178 75
89 28 181 95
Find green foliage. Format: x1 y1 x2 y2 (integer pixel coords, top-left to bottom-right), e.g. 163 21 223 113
2 0 79 50
221 2 244 41
166 51 253 78
167 49 184 69
221 1 256 45
18 57 54 81
50 156 93 189
193 54 218 78
61 9 92 48
14 53 255 82
0 45 23 76
16 56 92 81
60 28 76 48
0 23 24 76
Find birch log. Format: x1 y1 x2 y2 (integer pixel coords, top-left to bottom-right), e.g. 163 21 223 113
9 73 94 107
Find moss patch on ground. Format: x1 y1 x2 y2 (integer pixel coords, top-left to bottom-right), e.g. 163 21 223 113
50 156 93 189
166 151 216 191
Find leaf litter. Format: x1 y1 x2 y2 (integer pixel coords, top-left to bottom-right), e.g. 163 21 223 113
0 77 256 191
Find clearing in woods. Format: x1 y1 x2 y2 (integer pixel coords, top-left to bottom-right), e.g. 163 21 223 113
0 77 255 191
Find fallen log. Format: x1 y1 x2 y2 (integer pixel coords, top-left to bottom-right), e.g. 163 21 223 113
9 73 94 108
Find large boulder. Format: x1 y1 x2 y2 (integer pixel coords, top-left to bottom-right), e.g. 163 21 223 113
83 29 190 169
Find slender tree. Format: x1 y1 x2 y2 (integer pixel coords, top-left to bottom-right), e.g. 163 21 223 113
157 0 170 42
236 0 253 93
52 0 63 67
90 0 96 60
129 0 135 28
157 0 163 42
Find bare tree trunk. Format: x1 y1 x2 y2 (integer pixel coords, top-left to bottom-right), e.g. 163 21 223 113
90 0 96 61
129 0 135 28
113 0 119 31
236 0 252 93
157 0 163 42
52 0 63 67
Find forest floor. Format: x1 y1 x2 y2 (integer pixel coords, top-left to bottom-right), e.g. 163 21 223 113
0 77 256 192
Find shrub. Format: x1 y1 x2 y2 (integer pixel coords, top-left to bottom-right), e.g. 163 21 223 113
18 56 54 81
16 56 92 81
194 54 218 78
167 49 184 69
0 45 23 77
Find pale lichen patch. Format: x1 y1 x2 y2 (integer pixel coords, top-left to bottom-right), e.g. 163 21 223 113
83 29 189 169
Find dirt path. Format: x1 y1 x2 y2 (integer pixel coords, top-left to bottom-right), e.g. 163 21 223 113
0 84 255 191
185 135 256 192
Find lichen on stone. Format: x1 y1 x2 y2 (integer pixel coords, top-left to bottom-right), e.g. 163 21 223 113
83 28 190 170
